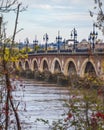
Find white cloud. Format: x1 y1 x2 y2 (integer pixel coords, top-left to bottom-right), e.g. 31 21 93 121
31 4 73 10
31 4 52 10
26 11 91 28
52 12 90 21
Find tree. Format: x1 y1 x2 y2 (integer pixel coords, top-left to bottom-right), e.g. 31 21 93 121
90 0 104 35
0 1 27 130
0 0 18 12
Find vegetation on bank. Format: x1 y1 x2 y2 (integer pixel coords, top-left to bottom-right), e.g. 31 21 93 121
36 87 104 130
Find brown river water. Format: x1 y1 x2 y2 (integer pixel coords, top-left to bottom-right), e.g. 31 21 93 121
12 80 70 130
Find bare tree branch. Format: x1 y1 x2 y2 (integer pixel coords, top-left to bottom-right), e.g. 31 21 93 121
12 3 21 44
90 0 104 35
0 0 18 12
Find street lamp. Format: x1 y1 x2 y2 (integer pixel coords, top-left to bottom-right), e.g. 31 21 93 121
63 39 66 50
56 31 62 52
88 23 98 52
43 33 48 52
33 35 38 53
70 28 77 52
25 37 29 54
0 17 2 36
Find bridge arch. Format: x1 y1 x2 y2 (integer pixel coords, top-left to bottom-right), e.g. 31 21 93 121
51 58 62 74
64 58 77 76
18 60 24 70
24 60 30 70
40 58 49 72
31 58 38 71
80 59 97 77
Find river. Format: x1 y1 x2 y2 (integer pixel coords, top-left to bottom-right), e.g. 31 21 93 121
12 79 70 130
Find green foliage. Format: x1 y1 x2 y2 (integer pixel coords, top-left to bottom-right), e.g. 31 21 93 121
64 88 104 130
69 74 104 89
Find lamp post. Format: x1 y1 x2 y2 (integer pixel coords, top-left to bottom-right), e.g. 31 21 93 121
88 23 98 52
56 31 62 52
33 35 38 53
63 39 66 50
25 37 29 54
0 17 2 36
43 33 48 52
70 28 77 52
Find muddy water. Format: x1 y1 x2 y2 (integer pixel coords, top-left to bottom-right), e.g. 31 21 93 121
13 80 70 130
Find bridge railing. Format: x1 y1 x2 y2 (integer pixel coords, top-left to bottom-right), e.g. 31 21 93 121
60 49 72 53
76 48 89 52
95 48 104 52
28 48 104 55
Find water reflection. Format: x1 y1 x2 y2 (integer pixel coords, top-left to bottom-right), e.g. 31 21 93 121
13 80 70 130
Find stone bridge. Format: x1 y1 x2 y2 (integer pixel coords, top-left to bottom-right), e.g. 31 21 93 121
14 52 104 78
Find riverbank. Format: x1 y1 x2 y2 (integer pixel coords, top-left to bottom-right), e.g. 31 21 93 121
12 77 66 88
15 70 70 86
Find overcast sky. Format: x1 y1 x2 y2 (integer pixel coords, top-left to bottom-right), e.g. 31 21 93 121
3 0 104 43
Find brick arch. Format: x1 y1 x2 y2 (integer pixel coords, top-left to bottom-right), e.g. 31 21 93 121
40 58 49 72
80 59 98 77
31 58 38 71
24 60 30 70
17 60 24 70
51 58 62 74
64 58 77 76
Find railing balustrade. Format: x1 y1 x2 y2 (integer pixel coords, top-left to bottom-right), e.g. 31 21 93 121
28 48 104 55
